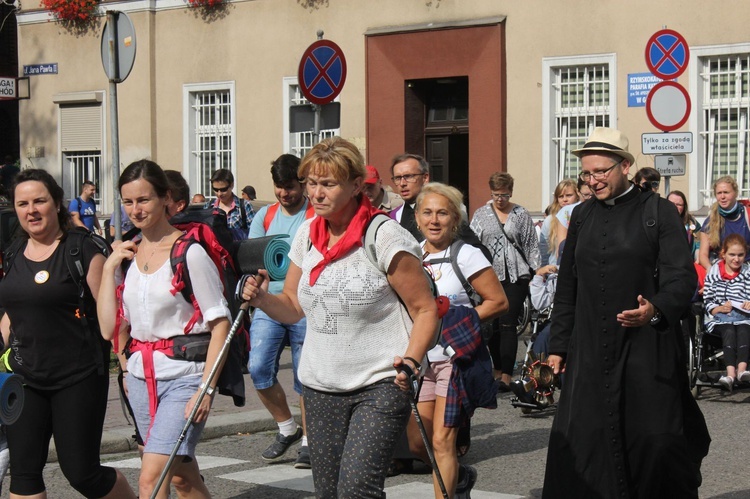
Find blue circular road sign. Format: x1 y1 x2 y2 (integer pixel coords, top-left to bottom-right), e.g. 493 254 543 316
297 39 347 105
645 29 689 80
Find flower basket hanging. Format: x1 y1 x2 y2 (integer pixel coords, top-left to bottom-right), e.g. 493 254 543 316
40 0 100 33
186 0 225 9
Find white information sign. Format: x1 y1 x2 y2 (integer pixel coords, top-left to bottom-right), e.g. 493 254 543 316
641 132 693 155
0 77 16 100
654 154 686 176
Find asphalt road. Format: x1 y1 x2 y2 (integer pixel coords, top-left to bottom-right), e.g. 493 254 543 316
3 335 750 498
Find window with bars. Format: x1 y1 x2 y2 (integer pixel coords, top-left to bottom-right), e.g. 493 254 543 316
65 151 101 205
701 54 750 197
285 81 339 158
552 64 612 181
190 89 233 197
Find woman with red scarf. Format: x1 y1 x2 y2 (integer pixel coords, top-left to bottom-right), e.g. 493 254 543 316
241 137 438 497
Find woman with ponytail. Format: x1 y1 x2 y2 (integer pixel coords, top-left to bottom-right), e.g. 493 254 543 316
699 176 750 270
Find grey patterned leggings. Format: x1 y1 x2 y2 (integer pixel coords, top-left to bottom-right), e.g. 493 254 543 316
303 379 411 498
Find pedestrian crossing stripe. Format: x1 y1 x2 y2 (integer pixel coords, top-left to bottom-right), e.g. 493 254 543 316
219 466 523 498
105 455 249 470
107 454 523 498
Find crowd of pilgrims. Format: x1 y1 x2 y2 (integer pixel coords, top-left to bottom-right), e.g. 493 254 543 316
0 137 739 498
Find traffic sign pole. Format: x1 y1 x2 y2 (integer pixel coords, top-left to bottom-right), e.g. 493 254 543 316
107 11 122 240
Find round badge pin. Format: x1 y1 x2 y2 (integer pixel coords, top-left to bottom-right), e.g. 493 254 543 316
34 270 50 284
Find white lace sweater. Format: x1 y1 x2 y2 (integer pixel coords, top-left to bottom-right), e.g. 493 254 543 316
291 218 421 392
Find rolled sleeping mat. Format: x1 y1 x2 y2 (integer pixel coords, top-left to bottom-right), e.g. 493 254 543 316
0 372 24 425
235 235 291 281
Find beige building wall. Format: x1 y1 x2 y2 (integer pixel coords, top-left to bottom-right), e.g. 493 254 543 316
15 0 750 213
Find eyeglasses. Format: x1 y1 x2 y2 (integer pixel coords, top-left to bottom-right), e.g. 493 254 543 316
391 173 425 184
212 186 231 193
490 193 512 200
578 159 623 183
642 181 660 190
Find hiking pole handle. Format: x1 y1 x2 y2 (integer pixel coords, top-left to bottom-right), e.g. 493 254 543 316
396 364 449 499
150 303 250 499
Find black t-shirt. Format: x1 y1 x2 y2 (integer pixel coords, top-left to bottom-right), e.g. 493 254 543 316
0 235 103 389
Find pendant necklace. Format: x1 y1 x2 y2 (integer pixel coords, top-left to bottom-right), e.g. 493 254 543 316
423 248 447 281
142 233 168 272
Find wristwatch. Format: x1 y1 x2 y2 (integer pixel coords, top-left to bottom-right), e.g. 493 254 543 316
649 308 662 325
199 382 216 396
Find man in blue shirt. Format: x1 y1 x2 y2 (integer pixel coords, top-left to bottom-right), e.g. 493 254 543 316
69 180 102 234
211 169 254 241
248 154 313 469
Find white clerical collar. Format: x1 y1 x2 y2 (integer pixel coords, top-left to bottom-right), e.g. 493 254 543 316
604 185 634 206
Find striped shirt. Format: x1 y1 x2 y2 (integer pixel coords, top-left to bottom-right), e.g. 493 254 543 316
703 261 750 332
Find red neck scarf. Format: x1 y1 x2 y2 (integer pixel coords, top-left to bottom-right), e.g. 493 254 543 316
308 195 384 286
719 260 741 280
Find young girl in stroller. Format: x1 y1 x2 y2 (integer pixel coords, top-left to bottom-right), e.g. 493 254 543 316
703 233 750 392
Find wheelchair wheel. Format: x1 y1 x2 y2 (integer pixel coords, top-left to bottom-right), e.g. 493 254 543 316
517 295 531 336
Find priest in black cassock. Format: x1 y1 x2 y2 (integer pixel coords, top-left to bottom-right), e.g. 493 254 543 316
543 127 710 499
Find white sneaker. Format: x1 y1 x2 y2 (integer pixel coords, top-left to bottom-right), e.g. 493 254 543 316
739 371 750 383
719 375 734 392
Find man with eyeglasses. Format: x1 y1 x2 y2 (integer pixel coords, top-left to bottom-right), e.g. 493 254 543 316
389 154 430 241
210 169 255 241
542 127 709 499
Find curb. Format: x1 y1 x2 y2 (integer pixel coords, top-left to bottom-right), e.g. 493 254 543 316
46 408 301 463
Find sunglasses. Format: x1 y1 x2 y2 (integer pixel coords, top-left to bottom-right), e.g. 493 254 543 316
212 186 231 193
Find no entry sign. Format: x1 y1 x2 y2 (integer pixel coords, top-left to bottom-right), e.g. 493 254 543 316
298 39 347 105
645 29 689 80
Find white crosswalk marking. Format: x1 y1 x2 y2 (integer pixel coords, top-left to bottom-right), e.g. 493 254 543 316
106 455 249 470
107 454 523 497
220 467 314 493
219 466 522 498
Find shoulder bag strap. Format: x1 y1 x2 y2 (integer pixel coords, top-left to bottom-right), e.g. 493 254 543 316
491 206 532 270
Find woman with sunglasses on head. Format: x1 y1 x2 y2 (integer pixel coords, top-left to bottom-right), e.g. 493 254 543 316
240 137 438 498
410 182 507 498
98 160 232 498
470 172 541 391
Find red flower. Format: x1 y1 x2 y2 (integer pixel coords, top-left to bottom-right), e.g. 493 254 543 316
41 0 99 23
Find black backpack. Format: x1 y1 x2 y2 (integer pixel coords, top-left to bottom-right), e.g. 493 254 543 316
4 227 112 374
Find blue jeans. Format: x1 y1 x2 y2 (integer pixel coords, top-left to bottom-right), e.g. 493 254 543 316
249 309 306 394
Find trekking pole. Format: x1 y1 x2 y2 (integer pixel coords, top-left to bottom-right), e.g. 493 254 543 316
150 301 251 499
399 363 449 499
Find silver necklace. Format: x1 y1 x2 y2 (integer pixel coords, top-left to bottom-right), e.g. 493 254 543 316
142 233 169 272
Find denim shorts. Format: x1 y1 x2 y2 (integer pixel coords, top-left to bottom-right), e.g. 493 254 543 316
127 373 206 457
248 309 306 394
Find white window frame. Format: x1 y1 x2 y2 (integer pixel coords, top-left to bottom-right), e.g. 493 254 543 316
690 43 750 209
182 81 236 200
53 91 108 212
541 54 617 209
282 76 340 158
